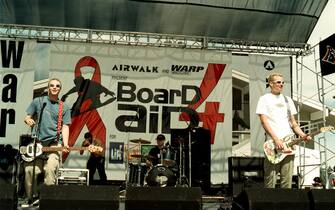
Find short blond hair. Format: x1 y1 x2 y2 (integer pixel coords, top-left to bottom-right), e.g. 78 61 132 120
267 73 283 83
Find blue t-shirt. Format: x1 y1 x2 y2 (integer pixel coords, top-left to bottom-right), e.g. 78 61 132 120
26 96 71 145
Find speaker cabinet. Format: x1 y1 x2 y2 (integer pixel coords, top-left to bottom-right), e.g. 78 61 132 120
39 185 119 210
125 187 202 210
308 189 335 210
228 156 264 197
0 183 17 210
233 188 310 210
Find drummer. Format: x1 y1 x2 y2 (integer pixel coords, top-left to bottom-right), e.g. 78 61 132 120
146 134 166 168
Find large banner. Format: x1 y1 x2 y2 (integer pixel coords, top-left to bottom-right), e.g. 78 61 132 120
49 42 233 183
0 39 35 146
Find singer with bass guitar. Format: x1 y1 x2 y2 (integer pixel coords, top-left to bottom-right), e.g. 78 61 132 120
23 78 72 203
256 73 312 189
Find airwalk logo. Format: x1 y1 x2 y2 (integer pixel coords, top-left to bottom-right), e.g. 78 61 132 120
112 64 158 73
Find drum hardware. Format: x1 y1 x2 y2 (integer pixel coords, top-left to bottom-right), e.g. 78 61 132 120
128 163 147 186
159 145 176 167
176 137 189 187
130 138 151 144
177 106 194 187
125 108 143 188
127 141 149 186
130 154 147 159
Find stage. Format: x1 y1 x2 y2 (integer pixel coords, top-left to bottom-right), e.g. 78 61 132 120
6 184 335 210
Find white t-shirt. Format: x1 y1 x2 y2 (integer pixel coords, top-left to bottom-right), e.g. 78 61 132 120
256 93 297 140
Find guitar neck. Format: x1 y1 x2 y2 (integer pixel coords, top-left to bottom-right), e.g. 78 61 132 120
287 138 303 147
42 146 88 152
287 130 321 148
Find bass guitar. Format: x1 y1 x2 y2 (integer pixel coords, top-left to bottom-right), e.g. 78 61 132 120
19 142 103 162
263 126 334 164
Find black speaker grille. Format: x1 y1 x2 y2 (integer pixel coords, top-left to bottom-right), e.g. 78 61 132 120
0 183 17 210
39 185 119 210
125 187 202 210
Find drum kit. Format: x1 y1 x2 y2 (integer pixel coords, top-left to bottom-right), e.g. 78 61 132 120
126 137 189 188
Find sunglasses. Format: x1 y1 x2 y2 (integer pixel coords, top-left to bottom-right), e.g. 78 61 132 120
273 81 284 85
49 84 61 88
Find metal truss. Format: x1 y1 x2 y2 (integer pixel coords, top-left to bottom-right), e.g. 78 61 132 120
0 23 310 55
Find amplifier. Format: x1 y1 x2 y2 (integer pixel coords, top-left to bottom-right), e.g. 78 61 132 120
56 168 89 186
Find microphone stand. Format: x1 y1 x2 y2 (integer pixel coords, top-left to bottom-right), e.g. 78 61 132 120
29 99 47 203
177 107 192 187
188 126 192 187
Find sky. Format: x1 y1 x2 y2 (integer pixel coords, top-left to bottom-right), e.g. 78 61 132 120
300 0 335 172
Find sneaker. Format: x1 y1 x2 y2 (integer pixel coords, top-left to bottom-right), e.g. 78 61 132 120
31 198 39 206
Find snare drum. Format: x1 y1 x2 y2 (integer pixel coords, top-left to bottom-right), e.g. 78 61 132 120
145 165 176 187
128 163 147 186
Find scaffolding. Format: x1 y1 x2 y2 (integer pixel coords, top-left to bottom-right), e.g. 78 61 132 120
295 42 335 188
0 23 309 56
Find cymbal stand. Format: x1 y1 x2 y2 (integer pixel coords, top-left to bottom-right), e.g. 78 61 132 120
160 148 164 165
125 111 138 188
188 128 192 187
177 140 189 187
136 142 142 186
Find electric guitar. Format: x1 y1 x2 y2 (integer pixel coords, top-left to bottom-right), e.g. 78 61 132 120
19 142 103 162
263 126 334 164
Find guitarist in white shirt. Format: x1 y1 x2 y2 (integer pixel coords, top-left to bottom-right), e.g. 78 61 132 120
23 78 71 203
256 73 311 188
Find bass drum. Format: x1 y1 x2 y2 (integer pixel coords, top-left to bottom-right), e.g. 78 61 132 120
145 165 176 187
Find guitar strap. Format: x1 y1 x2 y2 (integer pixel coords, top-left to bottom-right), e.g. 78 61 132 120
57 101 63 142
284 96 292 127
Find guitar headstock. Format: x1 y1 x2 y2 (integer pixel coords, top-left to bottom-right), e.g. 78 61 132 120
320 126 335 133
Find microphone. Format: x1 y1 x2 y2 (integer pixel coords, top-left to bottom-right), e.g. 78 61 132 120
42 102 47 108
40 89 48 96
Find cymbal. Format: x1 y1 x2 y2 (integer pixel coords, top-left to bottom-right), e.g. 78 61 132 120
131 154 147 158
130 138 151 144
